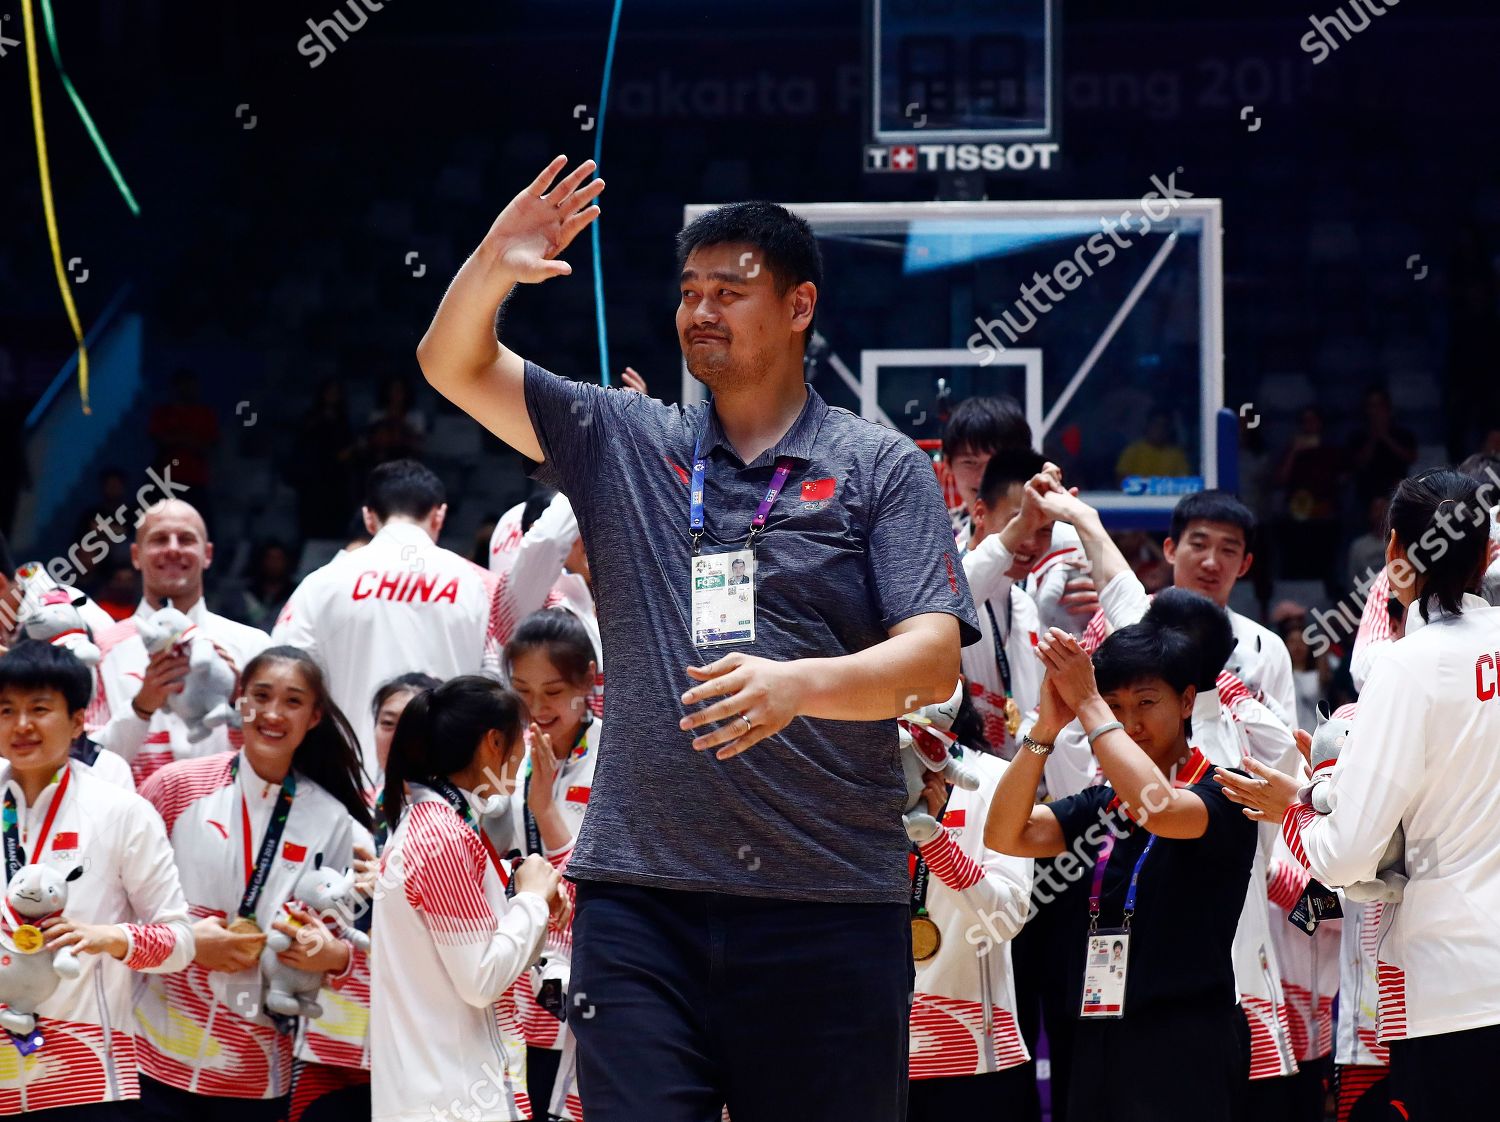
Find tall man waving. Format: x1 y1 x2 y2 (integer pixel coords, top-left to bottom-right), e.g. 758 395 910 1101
417 156 980 1122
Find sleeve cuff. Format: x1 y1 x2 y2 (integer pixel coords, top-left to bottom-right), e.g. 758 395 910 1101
918 827 985 892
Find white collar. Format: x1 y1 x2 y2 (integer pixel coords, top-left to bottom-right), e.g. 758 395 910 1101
1405 592 1490 635
135 596 208 623
372 521 434 548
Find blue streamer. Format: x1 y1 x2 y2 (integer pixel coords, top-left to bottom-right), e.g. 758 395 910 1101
591 0 625 386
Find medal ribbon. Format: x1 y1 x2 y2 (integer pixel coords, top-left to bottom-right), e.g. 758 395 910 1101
231 755 297 923
907 787 954 918
984 598 1015 702
426 778 510 886
3 765 72 882
689 436 796 552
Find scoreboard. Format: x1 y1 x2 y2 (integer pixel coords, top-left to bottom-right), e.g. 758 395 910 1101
866 0 1059 173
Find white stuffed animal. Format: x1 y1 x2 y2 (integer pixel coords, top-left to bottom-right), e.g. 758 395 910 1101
0 864 84 1036
17 586 102 668
899 681 981 844
260 864 369 1020
1307 705 1406 903
134 607 237 742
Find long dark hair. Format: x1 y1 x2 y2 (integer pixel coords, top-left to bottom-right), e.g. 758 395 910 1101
382 676 524 825
239 646 372 830
1387 468 1489 623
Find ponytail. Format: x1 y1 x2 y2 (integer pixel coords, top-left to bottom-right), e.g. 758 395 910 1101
382 675 524 826
1387 468 1490 624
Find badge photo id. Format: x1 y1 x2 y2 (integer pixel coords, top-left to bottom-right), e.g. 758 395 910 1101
691 549 756 648
1080 930 1131 1019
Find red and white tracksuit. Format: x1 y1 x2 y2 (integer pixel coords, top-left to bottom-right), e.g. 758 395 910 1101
134 752 357 1099
0 760 193 1113
909 748 1033 1080
370 785 551 1122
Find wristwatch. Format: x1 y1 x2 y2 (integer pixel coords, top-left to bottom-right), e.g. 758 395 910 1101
1020 733 1054 757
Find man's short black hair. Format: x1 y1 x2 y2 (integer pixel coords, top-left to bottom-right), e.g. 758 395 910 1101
941 396 1032 462
977 448 1046 510
1143 587 1235 691
365 459 445 521
0 640 94 713
676 201 824 339
1168 490 1256 547
1093 620 1197 697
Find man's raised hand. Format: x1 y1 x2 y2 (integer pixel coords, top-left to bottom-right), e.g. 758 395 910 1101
484 156 604 285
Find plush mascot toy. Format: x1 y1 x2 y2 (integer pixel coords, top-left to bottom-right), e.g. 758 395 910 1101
898 681 980 844
0 864 85 1037
1307 704 1406 902
134 607 238 741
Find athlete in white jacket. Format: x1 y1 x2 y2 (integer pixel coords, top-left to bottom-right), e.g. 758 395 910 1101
1221 469 1500 1121
0 641 194 1115
959 451 1049 759
273 460 502 781
907 738 1034 1119
134 646 369 1117
371 676 568 1122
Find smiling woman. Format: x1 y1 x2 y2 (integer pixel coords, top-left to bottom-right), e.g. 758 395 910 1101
0 640 194 1117
132 645 369 1122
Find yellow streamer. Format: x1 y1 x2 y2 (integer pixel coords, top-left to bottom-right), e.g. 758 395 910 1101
21 0 90 414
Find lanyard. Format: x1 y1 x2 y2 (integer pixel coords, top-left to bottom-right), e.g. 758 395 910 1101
907 788 953 917
427 778 510 885
231 756 297 922
984 597 1015 699
689 437 796 555
1088 829 1157 933
372 789 389 854
522 719 590 857
2 765 72 882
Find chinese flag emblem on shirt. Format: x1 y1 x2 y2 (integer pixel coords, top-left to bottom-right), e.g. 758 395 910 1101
52 832 79 850
282 842 308 862
565 786 591 804
801 477 836 502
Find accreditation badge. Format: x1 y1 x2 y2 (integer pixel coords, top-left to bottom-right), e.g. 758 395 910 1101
1080 929 1131 1019
690 548 756 648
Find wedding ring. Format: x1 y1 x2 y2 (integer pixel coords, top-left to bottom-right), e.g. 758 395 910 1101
739 714 753 734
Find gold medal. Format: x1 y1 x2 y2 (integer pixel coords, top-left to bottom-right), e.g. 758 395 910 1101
1005 696 1022 738
12 924 44 954
228 917 262 936
911 914 942 962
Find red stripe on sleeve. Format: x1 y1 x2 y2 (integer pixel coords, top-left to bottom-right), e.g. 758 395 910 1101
918 828 984 892
1267 859 1311 911
1282 803 1320 870
122 923 178 970
402 804 501 943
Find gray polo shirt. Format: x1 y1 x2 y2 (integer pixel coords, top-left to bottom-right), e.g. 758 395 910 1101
523 360 982 903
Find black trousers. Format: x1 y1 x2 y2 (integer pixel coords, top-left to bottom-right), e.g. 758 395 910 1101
527 1044 562 1121
1388 1022 1500 1120
137 1076 288 1122
570 880 912 1122
1069 1003 1242 1122
1010 857 1078 1122
907 1064 1041 1122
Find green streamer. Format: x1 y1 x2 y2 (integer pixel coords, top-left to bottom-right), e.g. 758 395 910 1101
38 0 140 216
